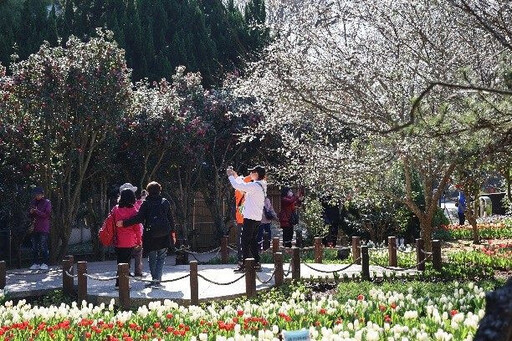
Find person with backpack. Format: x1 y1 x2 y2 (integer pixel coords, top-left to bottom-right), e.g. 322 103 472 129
227 165 267 273
279 187 302 248
258 197 277 250
117 181 174 288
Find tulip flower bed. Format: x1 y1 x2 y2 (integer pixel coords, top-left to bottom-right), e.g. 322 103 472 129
433 220 512 240
447 240 512 271
0 280 495 341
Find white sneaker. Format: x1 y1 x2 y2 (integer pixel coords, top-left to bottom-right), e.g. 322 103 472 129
39 263 49 270
29 264 40 270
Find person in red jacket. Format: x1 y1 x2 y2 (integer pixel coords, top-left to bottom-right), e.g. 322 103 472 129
279 187 302 247
112 189 143 288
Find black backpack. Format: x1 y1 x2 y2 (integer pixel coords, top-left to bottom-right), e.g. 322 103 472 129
146 198 171 238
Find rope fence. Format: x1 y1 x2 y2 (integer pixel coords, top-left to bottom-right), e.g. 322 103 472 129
0 236 442 307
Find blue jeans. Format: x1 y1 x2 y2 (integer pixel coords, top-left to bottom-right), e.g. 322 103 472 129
148 248 167 282
257 223 272 249
31 232 49 265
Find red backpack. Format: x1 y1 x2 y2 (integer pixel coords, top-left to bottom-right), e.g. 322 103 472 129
99 207 117 246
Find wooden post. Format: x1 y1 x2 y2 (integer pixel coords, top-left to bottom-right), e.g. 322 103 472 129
221 236 228 263
352 236 361 265
118 263 130 310
245 258 256 298
416 238 425 271
263 231 271 251
314 237 323 263
388 236 397 267
291 247 300 280
295 230 303 248
0 261 5 289
432 240 442 271
77 261 87 304
272 237 280 254
274 252 283 286
190 261 199 305
62 258 73 297
361 245 370 281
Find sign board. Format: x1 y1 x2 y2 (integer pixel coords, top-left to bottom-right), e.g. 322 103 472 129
283 330 310 341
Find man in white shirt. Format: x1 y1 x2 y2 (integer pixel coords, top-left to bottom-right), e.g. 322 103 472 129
227 165 267 272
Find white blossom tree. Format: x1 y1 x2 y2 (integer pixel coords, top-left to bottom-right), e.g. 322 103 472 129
237 0 512 249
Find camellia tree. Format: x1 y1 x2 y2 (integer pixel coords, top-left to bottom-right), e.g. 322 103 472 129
119 68 264 245
236 0 512 250
0 64 39 261
117 67 209 241
8 29 133 262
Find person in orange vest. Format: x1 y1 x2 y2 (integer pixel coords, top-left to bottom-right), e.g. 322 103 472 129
234 175 252 266
228 165 267 273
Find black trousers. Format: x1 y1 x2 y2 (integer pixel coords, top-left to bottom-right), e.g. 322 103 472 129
241 218 261 264
115 247 133 286
458 212 465 225
282 226 294 248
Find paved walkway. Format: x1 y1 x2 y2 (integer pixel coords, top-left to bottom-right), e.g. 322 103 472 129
3 251 419 307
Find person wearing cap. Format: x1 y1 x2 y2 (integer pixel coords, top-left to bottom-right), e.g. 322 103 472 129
227 165 267 272
234 176 252 265
29 187 52 270
117 181 174 288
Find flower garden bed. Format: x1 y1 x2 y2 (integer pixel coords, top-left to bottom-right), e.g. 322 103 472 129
0 280 497 340
2 217 512 340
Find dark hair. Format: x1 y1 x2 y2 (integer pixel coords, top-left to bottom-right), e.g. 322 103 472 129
281 187 291 197
146 181 162 196
118 189 136 208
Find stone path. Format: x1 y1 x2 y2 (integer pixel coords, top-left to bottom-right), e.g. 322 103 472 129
3 251 419 307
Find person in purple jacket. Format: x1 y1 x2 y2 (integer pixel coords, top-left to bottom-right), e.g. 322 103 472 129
29 187 52 270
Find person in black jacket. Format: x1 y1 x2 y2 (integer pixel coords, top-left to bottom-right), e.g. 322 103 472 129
117 181 174 288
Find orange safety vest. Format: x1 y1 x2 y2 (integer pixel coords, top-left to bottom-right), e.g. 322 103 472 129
234 176 252 224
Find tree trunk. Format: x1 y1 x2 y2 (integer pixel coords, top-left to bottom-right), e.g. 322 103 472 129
418 215 433 252
466 200 480 244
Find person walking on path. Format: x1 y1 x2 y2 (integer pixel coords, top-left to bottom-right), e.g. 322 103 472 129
117 182 174 288
279 187 302 248
110 189 143 288
258 197 277 250
227 165 267 273
29 187 52 270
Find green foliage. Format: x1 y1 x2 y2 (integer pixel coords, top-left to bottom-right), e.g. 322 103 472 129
31 289 75 307
448 250 512 271
343 199 399 243
301 196 329 242
5 30 133 261
433 227 512 240
0 0 271 87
